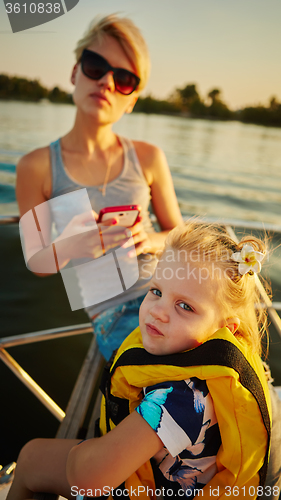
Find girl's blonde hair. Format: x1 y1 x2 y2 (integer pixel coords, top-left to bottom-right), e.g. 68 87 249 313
74 14 150 92
165 221 271 355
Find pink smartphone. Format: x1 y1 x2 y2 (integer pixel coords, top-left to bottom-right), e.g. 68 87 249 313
98 204 141 227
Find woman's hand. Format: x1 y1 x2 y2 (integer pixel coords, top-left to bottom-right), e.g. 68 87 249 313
124 218 172 259
54 210 131 265
125 219 152 257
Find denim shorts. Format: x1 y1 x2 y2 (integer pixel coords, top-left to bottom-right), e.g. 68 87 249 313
92 295 146 360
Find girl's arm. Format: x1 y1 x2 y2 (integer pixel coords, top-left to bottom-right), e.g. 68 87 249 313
66 411 163 492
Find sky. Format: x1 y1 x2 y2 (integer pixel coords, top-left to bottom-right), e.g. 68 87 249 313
1 0 281 109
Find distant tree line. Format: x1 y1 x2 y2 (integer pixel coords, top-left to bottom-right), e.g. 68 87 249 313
0 74 73 104
134 84 232 119
237 96 281 127
1 74 281 127
135 83 281 127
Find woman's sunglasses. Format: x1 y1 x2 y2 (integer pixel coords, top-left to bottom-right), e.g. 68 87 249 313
80 49 140 95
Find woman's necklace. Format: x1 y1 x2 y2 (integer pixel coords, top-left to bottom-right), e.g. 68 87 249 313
98 140 119 196
98 163 111 196
98 159 112 197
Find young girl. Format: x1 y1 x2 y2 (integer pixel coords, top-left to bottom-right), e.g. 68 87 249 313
7 222 272 500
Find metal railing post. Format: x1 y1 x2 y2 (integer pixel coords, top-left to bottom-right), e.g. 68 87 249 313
0 348 65 421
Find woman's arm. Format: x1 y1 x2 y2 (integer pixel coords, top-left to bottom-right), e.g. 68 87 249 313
131 141 183 256
16 148 128 275
16 148 57 276
16 148 81 275
66 411 163 493
16 147 52 216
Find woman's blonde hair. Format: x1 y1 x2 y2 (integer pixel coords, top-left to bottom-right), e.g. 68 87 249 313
74 14 150 92
165 221 271 355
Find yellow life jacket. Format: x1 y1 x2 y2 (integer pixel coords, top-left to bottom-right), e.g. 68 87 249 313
99 327 271 500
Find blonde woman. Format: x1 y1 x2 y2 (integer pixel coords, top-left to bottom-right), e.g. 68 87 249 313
16 14 183 360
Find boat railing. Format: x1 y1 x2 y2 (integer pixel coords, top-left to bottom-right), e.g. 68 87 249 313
0 323 94 421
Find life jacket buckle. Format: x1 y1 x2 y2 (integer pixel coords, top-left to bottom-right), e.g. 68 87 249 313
108 400 119 417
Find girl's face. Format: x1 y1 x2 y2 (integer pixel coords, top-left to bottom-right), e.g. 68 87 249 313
139 250 227 355
71 34 138 124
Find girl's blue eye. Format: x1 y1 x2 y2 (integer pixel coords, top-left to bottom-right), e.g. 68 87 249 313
179 302 192 311
151 288 162 297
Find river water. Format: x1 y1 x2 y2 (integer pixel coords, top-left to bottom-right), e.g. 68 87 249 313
1 100 281 225
0 100 280 465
